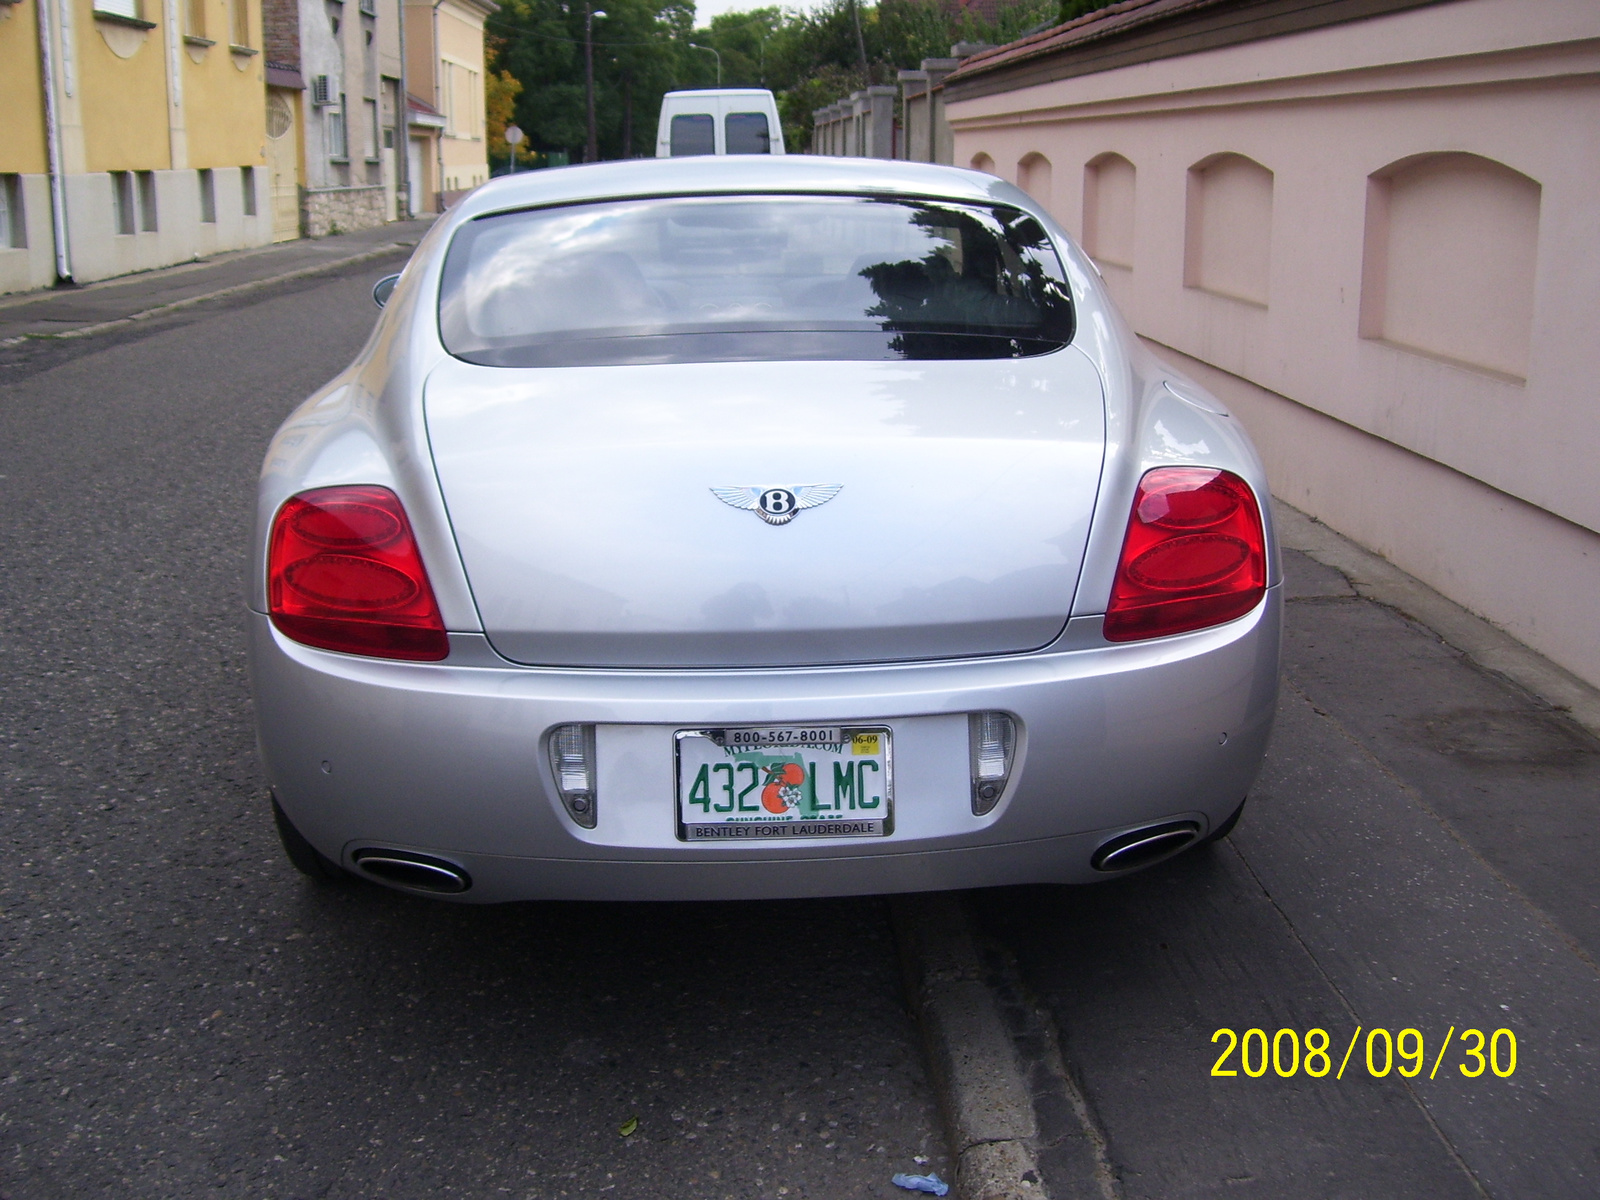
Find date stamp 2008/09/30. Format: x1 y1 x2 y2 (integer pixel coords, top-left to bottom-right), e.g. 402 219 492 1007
1210 1027 1517 1080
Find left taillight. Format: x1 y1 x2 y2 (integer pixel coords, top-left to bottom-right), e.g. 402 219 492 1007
267 485 449 661
1104 467 1267 642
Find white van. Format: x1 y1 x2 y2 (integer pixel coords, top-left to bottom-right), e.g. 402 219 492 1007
655 89 786 157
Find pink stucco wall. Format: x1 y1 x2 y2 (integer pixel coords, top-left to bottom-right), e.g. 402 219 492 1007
947 0 1600 688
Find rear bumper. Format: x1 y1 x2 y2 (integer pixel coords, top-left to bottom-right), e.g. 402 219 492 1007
248 591 1281 901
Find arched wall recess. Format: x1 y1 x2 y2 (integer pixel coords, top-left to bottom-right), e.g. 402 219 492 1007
969 152 995 174
1017 153 1053 215
1083 152 1135 268
1184 153 1273 306
1359 152 1540 381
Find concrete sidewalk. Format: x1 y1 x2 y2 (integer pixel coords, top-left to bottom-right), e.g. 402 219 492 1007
963 508 1600 1199
0 219 432 343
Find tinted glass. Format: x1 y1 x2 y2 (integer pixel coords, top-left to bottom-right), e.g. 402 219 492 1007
438 195 1075 367
669 114 715 157
725 111 771 154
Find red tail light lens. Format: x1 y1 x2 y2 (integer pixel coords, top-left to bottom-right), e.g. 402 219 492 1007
1104 467 1266 642
267 485 449 661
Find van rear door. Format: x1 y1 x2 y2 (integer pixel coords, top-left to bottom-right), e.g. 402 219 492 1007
657 91 785 156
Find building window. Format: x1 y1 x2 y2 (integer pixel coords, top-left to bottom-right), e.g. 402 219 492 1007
137 171 158 231
229 0 249 46
439 61 482 139
241 166 258 216
328 97 348 160
0 175 25 249
439 61 456 136
112 172 136 235
365 98 380 161
198 168 216 223
95 0 142 19
185 0 205 37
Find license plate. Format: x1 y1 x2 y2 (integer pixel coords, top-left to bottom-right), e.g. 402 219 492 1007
675 726 893 841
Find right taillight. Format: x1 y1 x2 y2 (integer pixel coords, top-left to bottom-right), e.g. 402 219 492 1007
1103 467 1266 642
267 485 449 661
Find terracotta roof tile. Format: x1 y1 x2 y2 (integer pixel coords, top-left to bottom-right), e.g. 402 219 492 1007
948 0 1231 81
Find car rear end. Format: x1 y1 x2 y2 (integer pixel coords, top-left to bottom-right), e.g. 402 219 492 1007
248 157 1281 901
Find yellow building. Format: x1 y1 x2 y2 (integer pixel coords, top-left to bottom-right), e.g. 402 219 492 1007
404 0 493 211
1 0 270 292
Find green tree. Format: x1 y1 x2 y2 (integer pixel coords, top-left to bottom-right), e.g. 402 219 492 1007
491 0 695 162
485 69 536 170
1058 0 1119 25
488 0 1076 161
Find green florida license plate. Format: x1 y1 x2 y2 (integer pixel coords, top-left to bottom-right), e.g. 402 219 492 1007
675 726 892 841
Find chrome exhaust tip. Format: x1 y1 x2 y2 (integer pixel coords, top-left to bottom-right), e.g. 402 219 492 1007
351 849 472 894
1091 820 1202 873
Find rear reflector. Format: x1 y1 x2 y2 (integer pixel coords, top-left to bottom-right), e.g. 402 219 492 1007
1104 468 1266 642
268 485 449 661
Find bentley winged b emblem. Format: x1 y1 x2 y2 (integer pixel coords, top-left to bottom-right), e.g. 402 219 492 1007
711 484 843 526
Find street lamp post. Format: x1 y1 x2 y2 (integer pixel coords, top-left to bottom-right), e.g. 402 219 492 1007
688 42 721 88
584 5 607 162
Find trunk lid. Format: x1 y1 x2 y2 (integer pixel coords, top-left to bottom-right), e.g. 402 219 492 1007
424 353 1105 667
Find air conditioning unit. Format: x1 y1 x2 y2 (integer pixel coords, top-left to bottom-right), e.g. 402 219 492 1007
311 75 333 106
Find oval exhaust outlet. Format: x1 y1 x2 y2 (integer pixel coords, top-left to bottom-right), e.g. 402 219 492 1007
352 850 472 894
1091 821 1201 873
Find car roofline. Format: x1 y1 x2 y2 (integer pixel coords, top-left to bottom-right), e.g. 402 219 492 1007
449 157 1024 225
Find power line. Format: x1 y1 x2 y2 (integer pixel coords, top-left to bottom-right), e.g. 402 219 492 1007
483 12 691 47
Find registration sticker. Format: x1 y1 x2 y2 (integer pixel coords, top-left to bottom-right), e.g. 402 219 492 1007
675 726 893 841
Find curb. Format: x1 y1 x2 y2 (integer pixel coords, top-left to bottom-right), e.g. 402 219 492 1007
0 242 415 346
892 893 1050 1200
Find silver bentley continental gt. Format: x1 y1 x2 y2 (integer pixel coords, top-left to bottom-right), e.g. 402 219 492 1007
249 156 1281 902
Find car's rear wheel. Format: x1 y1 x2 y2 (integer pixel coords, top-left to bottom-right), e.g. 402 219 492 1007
271 792 347 882
1201 796 1248 845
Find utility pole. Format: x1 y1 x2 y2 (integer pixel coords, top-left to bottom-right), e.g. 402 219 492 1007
584 4 606 162
397 0 410 217
850 0 867 77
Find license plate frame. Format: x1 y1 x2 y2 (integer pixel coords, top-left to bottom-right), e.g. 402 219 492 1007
674 725 893 842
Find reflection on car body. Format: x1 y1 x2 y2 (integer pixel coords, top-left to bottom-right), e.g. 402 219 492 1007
249 156 1281 902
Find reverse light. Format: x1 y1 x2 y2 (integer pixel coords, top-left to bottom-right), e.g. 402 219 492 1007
968 712 1016 815
1104 467 1266 642
549 724 598 828
267 485 449 661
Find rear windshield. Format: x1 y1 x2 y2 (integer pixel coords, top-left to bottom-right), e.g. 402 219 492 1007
437 195 1075 368
725 112 772 154
669 114 714 157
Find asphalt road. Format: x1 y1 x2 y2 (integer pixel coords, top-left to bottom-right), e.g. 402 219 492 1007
4 255 1597 1200
0 262 947 1200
